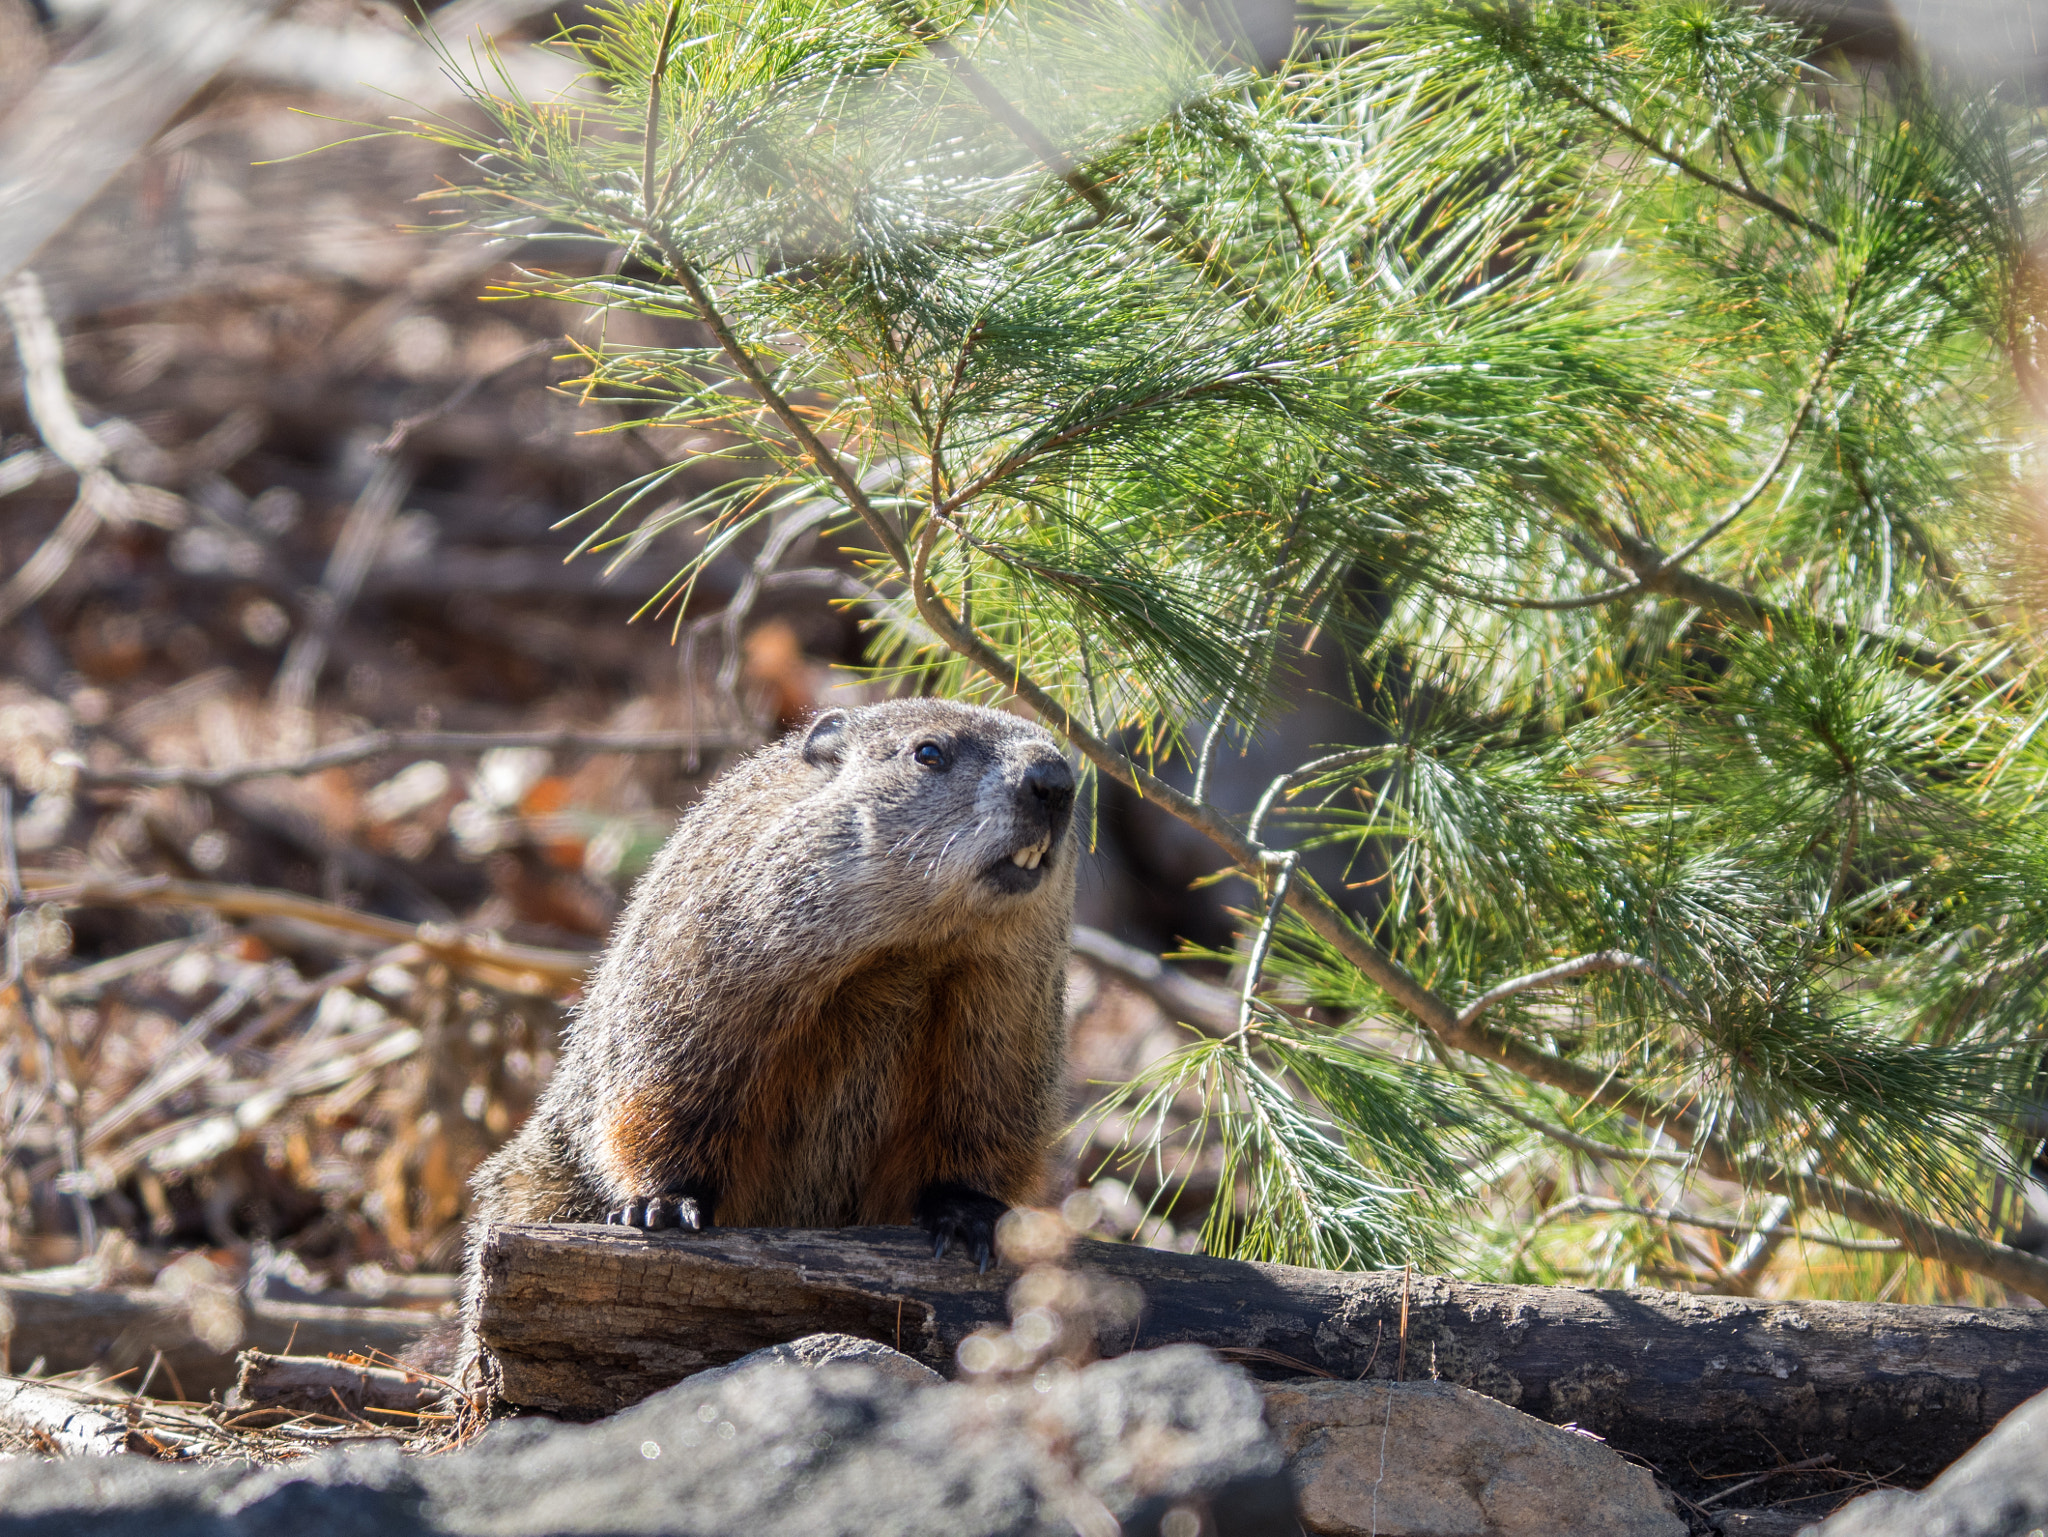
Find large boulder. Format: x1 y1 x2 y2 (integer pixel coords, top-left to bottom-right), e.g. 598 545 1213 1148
0 1343 1293 1537
1261 1378 1686 1537
1803 1383 2048 1537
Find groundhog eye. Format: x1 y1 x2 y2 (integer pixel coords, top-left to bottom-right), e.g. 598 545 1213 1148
913 741 948 770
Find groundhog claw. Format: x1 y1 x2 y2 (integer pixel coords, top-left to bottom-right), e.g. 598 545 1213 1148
605 1193 708 1231
915 1184 1007 1274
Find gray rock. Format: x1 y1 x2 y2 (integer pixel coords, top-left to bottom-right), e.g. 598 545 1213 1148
1261 1378 1686 1537
677 1331 943 1389
1803 1383 2048 1537
0 1344 1293 1537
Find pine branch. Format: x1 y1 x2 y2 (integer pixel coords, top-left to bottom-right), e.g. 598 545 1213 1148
911 559 2048 1297
1538 71 1838 245
889 4 1279 323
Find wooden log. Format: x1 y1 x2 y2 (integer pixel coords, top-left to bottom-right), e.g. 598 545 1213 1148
0 1278 434 1399
475 1222 2048 1489
225 1350 443 1418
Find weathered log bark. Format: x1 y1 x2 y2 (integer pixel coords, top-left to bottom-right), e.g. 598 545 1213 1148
0 1278 434 1399
475 1222 2048 1489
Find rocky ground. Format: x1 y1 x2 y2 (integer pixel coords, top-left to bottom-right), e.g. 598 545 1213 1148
1 1333 2043 1537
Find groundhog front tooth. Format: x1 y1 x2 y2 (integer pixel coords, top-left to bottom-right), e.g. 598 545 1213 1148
1011 849 1032 868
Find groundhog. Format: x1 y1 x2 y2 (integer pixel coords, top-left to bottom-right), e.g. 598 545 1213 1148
468 697 1078 1271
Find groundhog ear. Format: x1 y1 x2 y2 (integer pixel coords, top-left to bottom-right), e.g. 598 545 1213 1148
800 708 851 767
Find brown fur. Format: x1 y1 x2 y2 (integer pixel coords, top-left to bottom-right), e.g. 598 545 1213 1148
464 698 1076 1307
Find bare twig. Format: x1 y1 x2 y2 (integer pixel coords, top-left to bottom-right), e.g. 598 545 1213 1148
1247 747 1385 846
1237 852 1298 1034
1696 1453 1837 1510
271 457 413 749
1722 1193 1798 1294
73 727 746 790
373 338 555 457
0 272 175 628
79 975 260 1150
2 782 95 1253
711 498 855 697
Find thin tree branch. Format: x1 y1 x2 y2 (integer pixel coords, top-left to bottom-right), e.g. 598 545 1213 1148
1723 1191 1798 1293
372 338 555 457
656 251 913 574
1654 339 1842 574
1237 852 1299 1034
1482 1097 1694 1168
1541 73 1838 245
712 499 849 697
72 727 745 790
1432 344 1837 617
1598 520 1972 680
1248 748 1385 845
1545 1193 1901 1252
1457 950 1695 1028
82 945 413 1154
641 0 685 226
0 271 164 628
936 372 1279 518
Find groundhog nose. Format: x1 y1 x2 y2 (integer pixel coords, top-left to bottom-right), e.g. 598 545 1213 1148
1021 758 1075 823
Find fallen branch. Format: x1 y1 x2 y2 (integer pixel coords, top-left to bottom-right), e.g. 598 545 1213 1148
1068 925 1239 1036
474 1222 2048 1490
23 874 592 996
73 726 748 790
226 1350 442 1417
0 1277 435 1401
0 1377 135 1456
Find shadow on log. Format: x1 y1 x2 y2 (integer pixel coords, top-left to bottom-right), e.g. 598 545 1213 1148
475 1222 2048 1490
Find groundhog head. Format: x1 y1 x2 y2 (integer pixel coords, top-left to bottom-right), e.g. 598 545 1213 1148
794 698 1077 926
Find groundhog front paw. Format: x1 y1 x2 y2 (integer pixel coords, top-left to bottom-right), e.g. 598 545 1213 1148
605 1189 711 1231
914 1183 1008 1273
